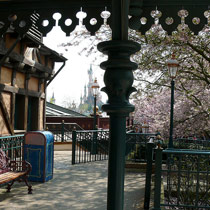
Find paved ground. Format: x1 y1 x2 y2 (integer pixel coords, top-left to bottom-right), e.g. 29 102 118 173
0 151 146 210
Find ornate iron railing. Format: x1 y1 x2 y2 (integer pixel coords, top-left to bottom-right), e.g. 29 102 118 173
153 148 210 209
173 138 210 150
46 122 83 142
125 133 157 162
72 130 109 164
0 135 24 161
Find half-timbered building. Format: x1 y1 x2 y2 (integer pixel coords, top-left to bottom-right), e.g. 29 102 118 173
0 19 66 136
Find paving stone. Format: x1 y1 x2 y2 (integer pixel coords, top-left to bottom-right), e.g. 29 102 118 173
0 151 145 210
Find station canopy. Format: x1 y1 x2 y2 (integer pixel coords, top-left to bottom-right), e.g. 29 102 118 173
0 0 209 37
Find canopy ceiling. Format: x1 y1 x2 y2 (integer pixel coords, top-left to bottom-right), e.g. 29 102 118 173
0 0 209 37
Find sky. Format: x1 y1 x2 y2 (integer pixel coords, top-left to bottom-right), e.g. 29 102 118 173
43 19 107 107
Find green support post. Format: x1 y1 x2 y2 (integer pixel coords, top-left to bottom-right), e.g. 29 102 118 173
144 141 155 209
97 1 140 209
153 145 163 210
107 115 127 210
91 128 98 155
168 80 175 149
72 128 76 165
61 120 65 142
98 38 140 210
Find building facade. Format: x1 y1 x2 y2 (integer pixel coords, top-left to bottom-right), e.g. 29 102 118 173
0 29 66 136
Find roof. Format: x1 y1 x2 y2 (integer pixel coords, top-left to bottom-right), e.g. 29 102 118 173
23 34 67 62
46 102 87 117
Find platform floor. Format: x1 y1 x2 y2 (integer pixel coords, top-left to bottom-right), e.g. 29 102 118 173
0 151 146 210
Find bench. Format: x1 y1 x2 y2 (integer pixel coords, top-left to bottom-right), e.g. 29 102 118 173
0 148 32 194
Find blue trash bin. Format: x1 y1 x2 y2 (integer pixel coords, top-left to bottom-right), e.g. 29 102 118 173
24 131 54 182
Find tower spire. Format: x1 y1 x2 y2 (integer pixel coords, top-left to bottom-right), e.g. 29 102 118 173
50 92 55 104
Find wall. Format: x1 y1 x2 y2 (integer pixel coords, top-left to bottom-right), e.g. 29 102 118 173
46 116 110 130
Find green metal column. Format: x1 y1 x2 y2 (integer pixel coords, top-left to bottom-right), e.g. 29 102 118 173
168 80 175 149
144 141 155 209
72 129 76 165
61 120 64 142
153 146 163 210
98 40 140 209
97 1 140 209
93 95 97 130
107 115 126 209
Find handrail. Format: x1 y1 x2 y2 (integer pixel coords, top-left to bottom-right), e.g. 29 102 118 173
163 148 210 155
0 134 24 139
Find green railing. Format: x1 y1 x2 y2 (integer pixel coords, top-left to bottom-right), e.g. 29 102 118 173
0 134 24 161
173 138 210 150
153 148 210 209
46 122 83 142
72 130 109 164
70 130 159 165
125 133 158 162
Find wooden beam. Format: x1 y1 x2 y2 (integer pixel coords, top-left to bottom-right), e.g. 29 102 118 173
38 78 43 92
11 93 15 128
0 84 45 98
0 48 53 74
25 73 30 91
0 93 14 135
11 69 16 86
23 96 28 130
20 40 25 56
37 97 41 130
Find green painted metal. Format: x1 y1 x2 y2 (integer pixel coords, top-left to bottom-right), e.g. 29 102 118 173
144 142 155 210
91 128 98 155
173 138 210 150
168 80 175 149
98 4 141 208
47 123 73 142
0 134 24 161
125 133 157 162
164 149 210 155
93 96 97 130
0 0 209 36
153 147 163 210
61 121 64 142
72 130 109 164
154 149 210 209
72 130 76 165
0 1 209 209
106 116 126 210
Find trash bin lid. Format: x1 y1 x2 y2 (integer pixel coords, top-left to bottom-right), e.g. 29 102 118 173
25 131 54 145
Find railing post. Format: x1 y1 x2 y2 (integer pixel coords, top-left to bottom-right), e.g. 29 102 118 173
153 144 163 210
91 127 98 155
72 128 76 165
144 141 155 209
61 120 65 142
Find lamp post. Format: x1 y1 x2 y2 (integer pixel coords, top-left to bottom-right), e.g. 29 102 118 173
91 78 100 130
167 54 179 149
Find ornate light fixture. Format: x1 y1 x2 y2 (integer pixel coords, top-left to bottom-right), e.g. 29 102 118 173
91 78 100 97
167 54 179 79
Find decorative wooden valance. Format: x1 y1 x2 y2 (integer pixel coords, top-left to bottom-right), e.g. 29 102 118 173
0 0 209 37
